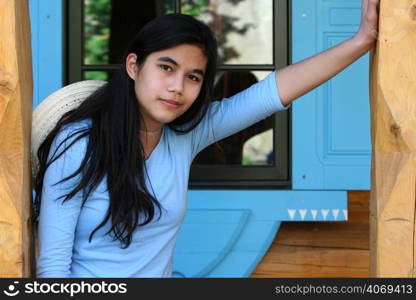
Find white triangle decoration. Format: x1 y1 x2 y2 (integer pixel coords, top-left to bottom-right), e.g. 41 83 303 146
288 209 296 220
299 209 307 220
321 209 329 220
343 209 348 220
332 209 340 220
311 209 318 220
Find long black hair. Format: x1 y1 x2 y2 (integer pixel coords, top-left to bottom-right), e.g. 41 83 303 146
34 14 218 248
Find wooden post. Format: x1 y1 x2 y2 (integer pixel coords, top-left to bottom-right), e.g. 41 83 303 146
0 0 34 277
370 0 416 277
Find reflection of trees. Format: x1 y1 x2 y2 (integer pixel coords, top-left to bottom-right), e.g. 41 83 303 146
84 0 111 65
83 0 253 74
180 0 253 64
84 0 165 67
193 71 274 165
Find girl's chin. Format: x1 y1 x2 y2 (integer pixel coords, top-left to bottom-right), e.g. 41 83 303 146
155 113 183 124
145 109 185 125
148 117 175 126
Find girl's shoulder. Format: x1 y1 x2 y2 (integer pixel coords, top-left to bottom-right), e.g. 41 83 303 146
57 119 91 139
60 118 92 133
52 119 92 152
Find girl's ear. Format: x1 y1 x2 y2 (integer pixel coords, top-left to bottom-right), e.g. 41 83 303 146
126 53 139 80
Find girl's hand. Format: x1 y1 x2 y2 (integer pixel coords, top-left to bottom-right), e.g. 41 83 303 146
276 0 380 105
355 0 380 50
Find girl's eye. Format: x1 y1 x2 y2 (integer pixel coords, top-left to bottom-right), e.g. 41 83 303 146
188 75 200 82
160 64 172 72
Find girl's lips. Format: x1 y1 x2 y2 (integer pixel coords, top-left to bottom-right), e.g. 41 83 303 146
160 99 180 108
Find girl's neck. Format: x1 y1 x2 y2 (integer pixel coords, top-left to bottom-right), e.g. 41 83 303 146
139 128 163 160
139 128 162 135
139 119 163 136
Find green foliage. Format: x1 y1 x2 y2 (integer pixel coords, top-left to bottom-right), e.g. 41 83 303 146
180 0 253 64
84 71 108 81
84 0 111 65
242 155 253 165
180 0 210 17
83 0 252 66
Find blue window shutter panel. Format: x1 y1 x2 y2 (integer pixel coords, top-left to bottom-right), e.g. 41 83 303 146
172 190 347 277
173 209 251 277
292 0 371 190
29 0 63 109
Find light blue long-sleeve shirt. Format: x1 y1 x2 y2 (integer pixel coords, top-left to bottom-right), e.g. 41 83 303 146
36 71 288 278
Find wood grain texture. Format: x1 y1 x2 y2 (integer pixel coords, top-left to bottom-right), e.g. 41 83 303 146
369 0 416 277
0 0 34 277
252 245 369 278
251 191 370 278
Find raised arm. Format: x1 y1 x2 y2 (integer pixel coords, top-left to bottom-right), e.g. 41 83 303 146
277 0 379 106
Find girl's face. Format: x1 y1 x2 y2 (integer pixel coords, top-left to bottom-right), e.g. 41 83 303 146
126 44 207 130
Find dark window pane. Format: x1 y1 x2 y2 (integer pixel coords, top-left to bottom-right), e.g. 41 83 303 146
193 71 274 166
181 0 273 65
83 0 175 65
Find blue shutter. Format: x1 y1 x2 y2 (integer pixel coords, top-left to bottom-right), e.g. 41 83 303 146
29 0 63 108
292 0 371 190
174 190 347 277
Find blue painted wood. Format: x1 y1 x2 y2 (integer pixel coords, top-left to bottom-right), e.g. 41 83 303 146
173 209 250 277
173 214 281 278
29 0 38 109
206 221 281 277
292 0 371 190
170 190 346 277
29 0 63 109
188 190 348 221
232 221 281 251
172 254 220 278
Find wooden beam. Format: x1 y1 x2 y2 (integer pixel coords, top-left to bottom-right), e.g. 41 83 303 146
370 0 416 277
0 0 33 277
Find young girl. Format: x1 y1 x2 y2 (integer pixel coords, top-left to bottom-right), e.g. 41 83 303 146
35 0 379 277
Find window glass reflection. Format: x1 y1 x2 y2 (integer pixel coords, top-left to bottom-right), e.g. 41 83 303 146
83 71 112 81
181 0 273 65
83 0 175 65
193 71 274 166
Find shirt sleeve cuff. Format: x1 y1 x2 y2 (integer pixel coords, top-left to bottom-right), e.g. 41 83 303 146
266 70 291 111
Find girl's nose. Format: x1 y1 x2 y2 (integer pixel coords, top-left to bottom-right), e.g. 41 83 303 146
167 75 184 94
